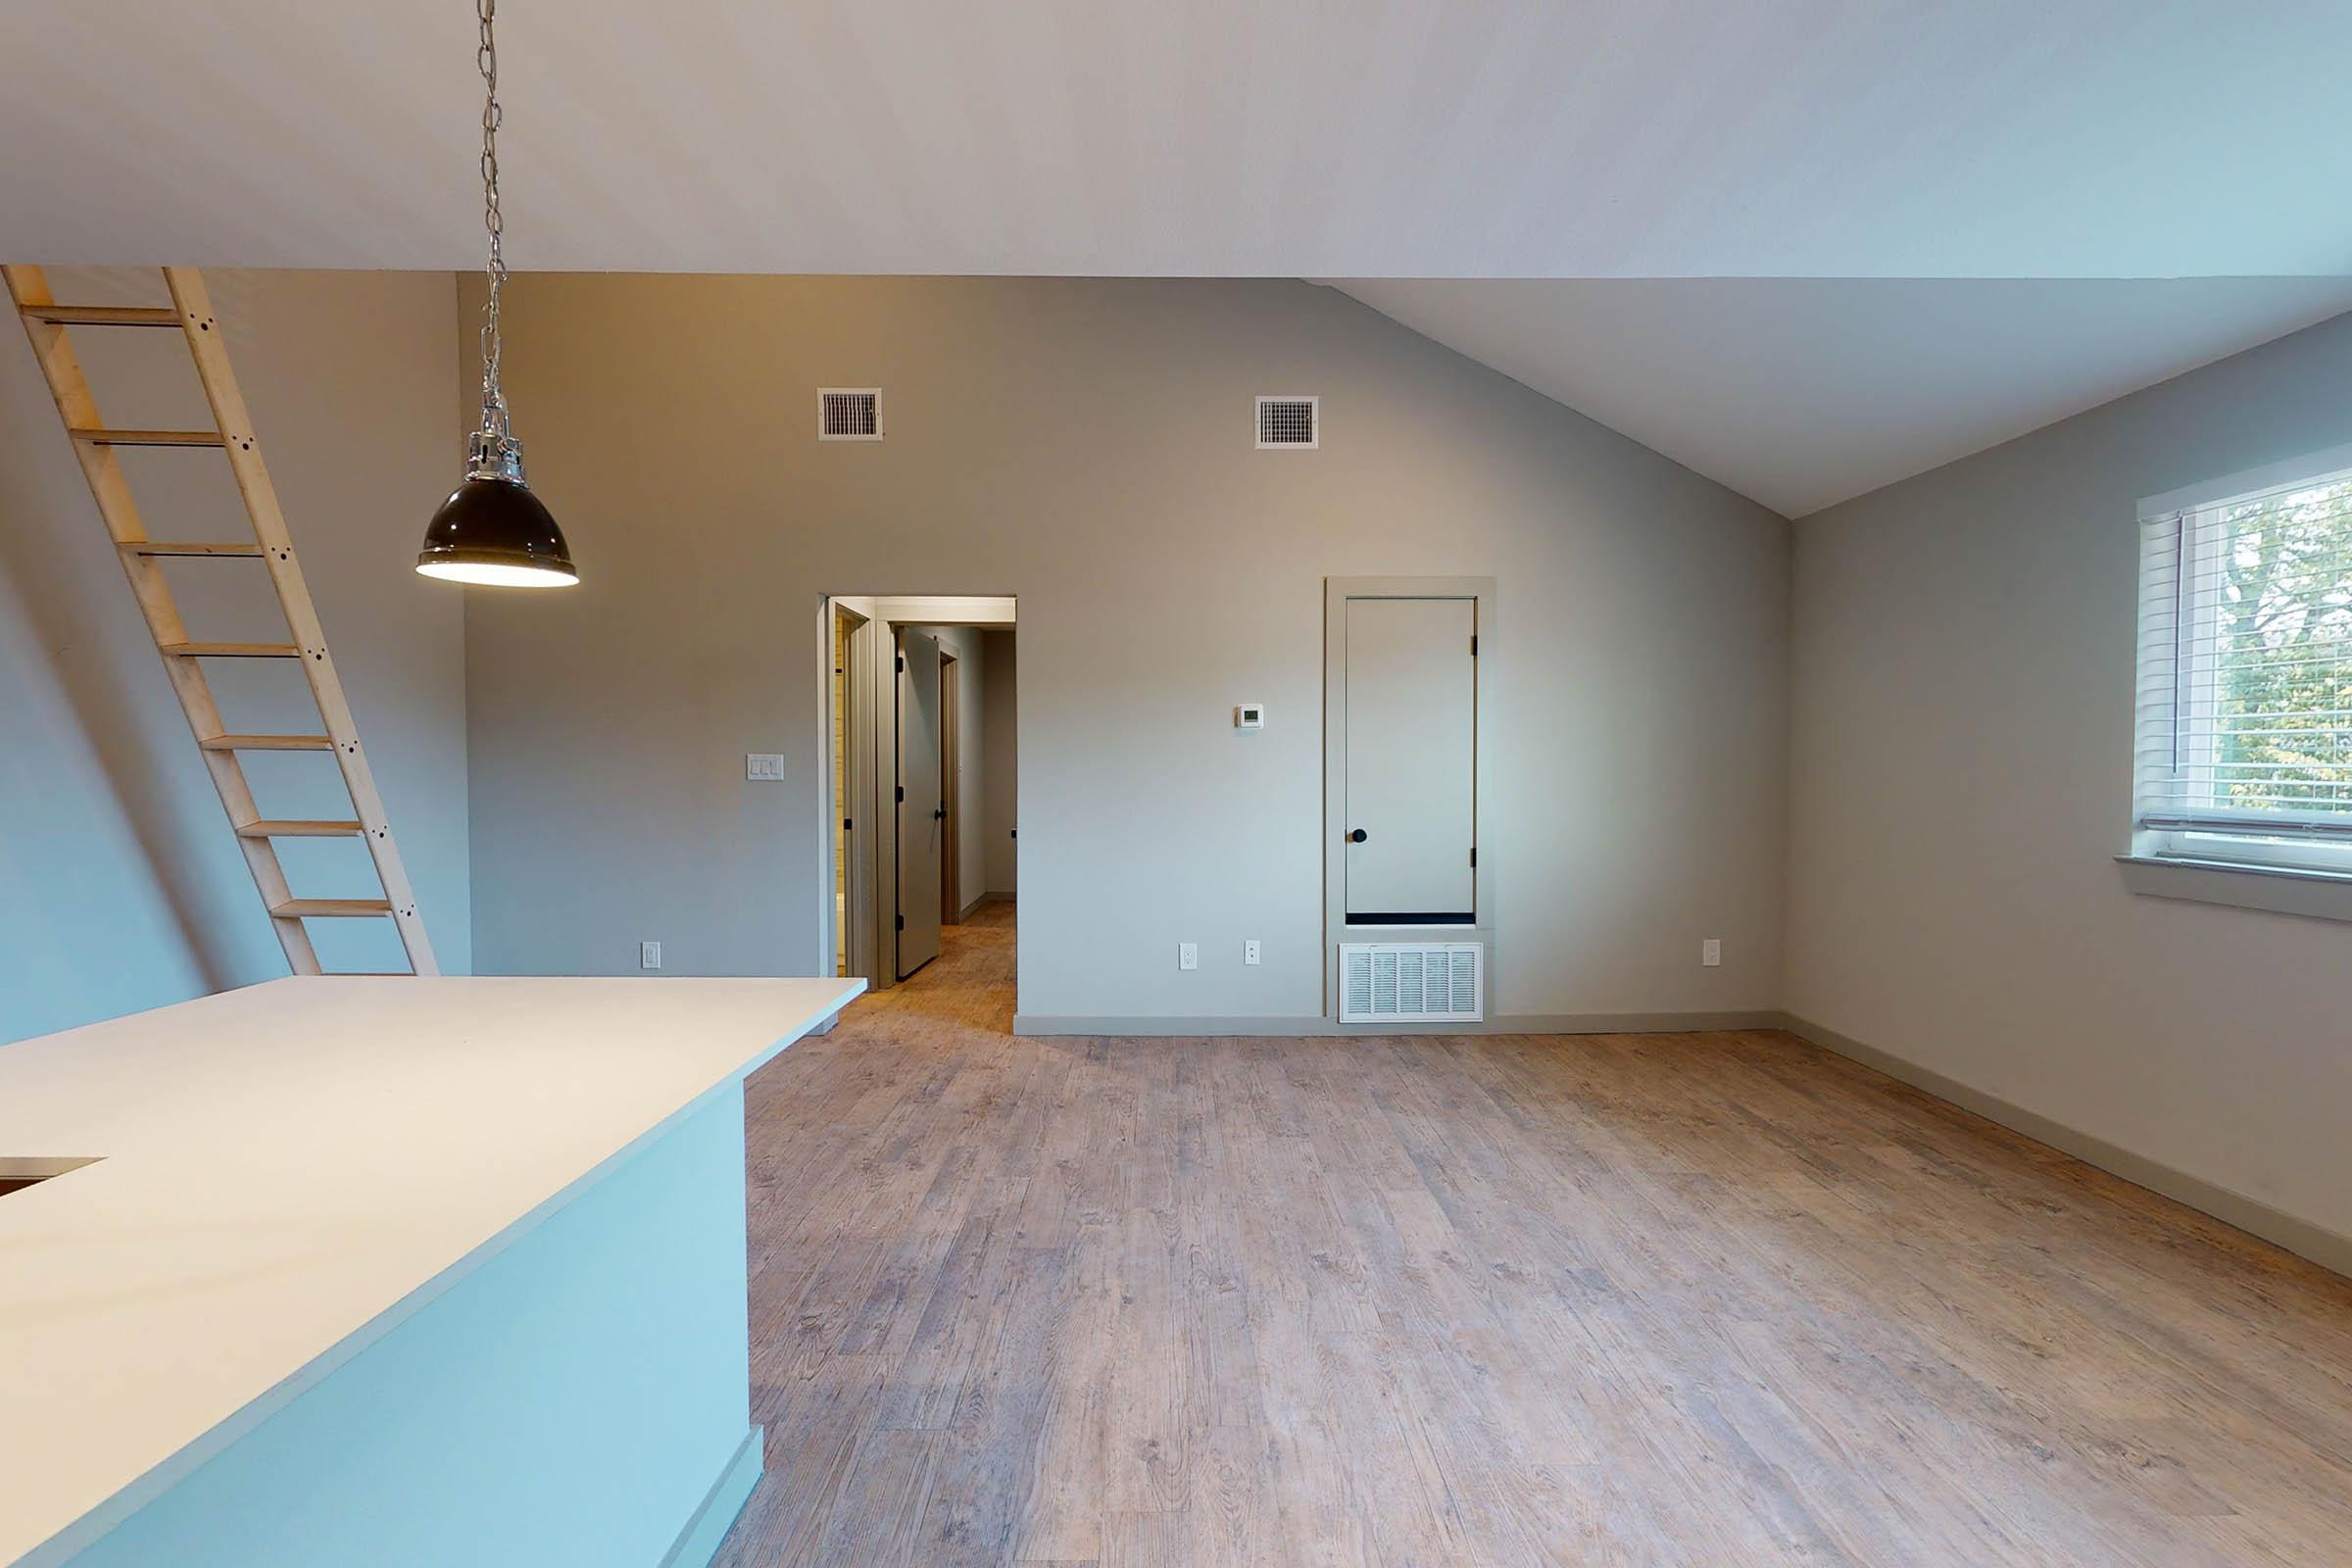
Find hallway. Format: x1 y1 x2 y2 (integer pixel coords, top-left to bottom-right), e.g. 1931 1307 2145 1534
879 899 1016 1035
719 906 2352 1566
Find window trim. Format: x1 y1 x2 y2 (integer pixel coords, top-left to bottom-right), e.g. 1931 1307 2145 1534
2116 854 2352 924
2130 445 2352 887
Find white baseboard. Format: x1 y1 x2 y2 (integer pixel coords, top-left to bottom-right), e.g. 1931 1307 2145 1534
659 1425 764 1568
1779 1012 2352 1281
1010 1010 1782 1038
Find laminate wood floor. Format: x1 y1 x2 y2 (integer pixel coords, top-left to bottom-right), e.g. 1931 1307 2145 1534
715 903 2352 1566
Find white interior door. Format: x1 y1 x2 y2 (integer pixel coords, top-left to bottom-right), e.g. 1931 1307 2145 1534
1345 597 1476 923
896 629 944 976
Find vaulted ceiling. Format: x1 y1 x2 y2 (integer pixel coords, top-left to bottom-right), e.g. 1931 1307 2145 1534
1338 278 2352 515
8 1 2349 513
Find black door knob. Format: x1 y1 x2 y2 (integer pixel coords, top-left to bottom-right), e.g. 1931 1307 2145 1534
1348 828 1368 843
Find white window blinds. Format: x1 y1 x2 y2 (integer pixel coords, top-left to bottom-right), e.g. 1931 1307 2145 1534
2134 452 2352 871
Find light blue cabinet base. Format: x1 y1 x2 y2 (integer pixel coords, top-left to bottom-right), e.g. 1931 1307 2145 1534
43 1087 760 1568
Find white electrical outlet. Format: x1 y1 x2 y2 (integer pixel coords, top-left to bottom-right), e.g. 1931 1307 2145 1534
1178 942 1199 971
1245 939 1261 965
1701 938 1721 968
641 940 662 970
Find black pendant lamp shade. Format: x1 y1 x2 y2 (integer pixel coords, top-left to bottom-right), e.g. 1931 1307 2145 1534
416 431 577 587
419 0 578 589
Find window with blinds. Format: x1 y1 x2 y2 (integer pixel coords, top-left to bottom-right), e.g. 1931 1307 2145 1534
2134 448 2352 876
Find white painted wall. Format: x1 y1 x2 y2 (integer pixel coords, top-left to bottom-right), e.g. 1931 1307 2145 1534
981 629 1017 897
1788 310 2352 1245
0 270 470 1043
462 276 1788 1020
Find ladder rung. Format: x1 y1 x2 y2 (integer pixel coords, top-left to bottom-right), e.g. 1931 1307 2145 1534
200 734 334 752
21 304 184 327
124 541 265 558
69 427 224 448
270 899 392 919
161 641 300 659
238 819 365 838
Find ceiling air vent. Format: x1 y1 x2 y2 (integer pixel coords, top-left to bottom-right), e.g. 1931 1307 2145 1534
1255 395 1318 449
1339 942 1483 1024
818 388 882 441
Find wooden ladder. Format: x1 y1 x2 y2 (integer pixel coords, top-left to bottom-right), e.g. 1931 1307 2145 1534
6 264 438 977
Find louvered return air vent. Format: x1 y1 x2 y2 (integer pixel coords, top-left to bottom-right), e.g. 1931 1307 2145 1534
1339 942 1483 1024
818 388 882 441
1255 395 1318 449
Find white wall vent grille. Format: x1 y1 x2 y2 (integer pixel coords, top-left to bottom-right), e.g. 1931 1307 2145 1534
1339 942 1483 1024
818 388 882 441
1256 395 1318 449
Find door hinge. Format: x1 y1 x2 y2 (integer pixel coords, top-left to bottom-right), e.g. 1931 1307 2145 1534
896 913 905 931
843 816 853 832
896 655 905 673
1470 846 1477 868
896 785 905 803
1470 634 1478 657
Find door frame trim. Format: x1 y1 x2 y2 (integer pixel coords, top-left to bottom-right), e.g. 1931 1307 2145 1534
841 603 878 985
1322 575 1495 1022
815 596 1017 994
817 599 885 989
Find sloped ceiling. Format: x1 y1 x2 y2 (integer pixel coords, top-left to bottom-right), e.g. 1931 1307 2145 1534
7 1 2351 512
1339 278 2352 516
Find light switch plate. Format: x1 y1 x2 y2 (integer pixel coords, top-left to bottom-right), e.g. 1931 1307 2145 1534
745 753 787 781
1701 938 1721 968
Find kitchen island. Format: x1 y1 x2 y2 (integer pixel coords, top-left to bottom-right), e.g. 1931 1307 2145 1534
0 973 863 1568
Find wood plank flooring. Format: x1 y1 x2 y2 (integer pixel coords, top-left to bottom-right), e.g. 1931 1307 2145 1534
716 903 2352 1565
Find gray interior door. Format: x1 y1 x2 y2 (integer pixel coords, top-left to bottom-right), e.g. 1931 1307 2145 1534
1344 597 1476 923
896 629 945 976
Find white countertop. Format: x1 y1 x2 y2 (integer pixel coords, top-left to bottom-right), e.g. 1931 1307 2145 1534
0 973 863 1567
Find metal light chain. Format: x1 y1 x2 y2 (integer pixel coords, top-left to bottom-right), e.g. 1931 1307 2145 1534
476 0 510 441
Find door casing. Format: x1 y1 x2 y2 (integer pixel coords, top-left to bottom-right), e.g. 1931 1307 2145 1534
814 596 1016 994
830 603 878 983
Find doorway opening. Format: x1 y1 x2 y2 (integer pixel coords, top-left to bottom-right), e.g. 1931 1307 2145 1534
821 597 1015 1004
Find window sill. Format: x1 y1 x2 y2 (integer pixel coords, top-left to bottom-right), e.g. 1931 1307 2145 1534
2115 855 2352 924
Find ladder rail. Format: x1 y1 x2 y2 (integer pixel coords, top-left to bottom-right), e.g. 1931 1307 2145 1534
164 269 438 977
6 262 435 977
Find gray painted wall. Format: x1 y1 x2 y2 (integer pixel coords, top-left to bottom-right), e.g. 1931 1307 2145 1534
981 629 1017 897
0 270 470 1043
1788 311 2352 1244
462 275 1789 1018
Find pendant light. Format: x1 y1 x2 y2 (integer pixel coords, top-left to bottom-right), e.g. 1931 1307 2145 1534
417 0 578 587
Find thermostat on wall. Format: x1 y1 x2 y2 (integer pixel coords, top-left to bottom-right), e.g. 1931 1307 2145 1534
1234 703 1265 729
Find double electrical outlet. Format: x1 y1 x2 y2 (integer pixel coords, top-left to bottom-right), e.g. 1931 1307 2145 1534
1179 940 1261 970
